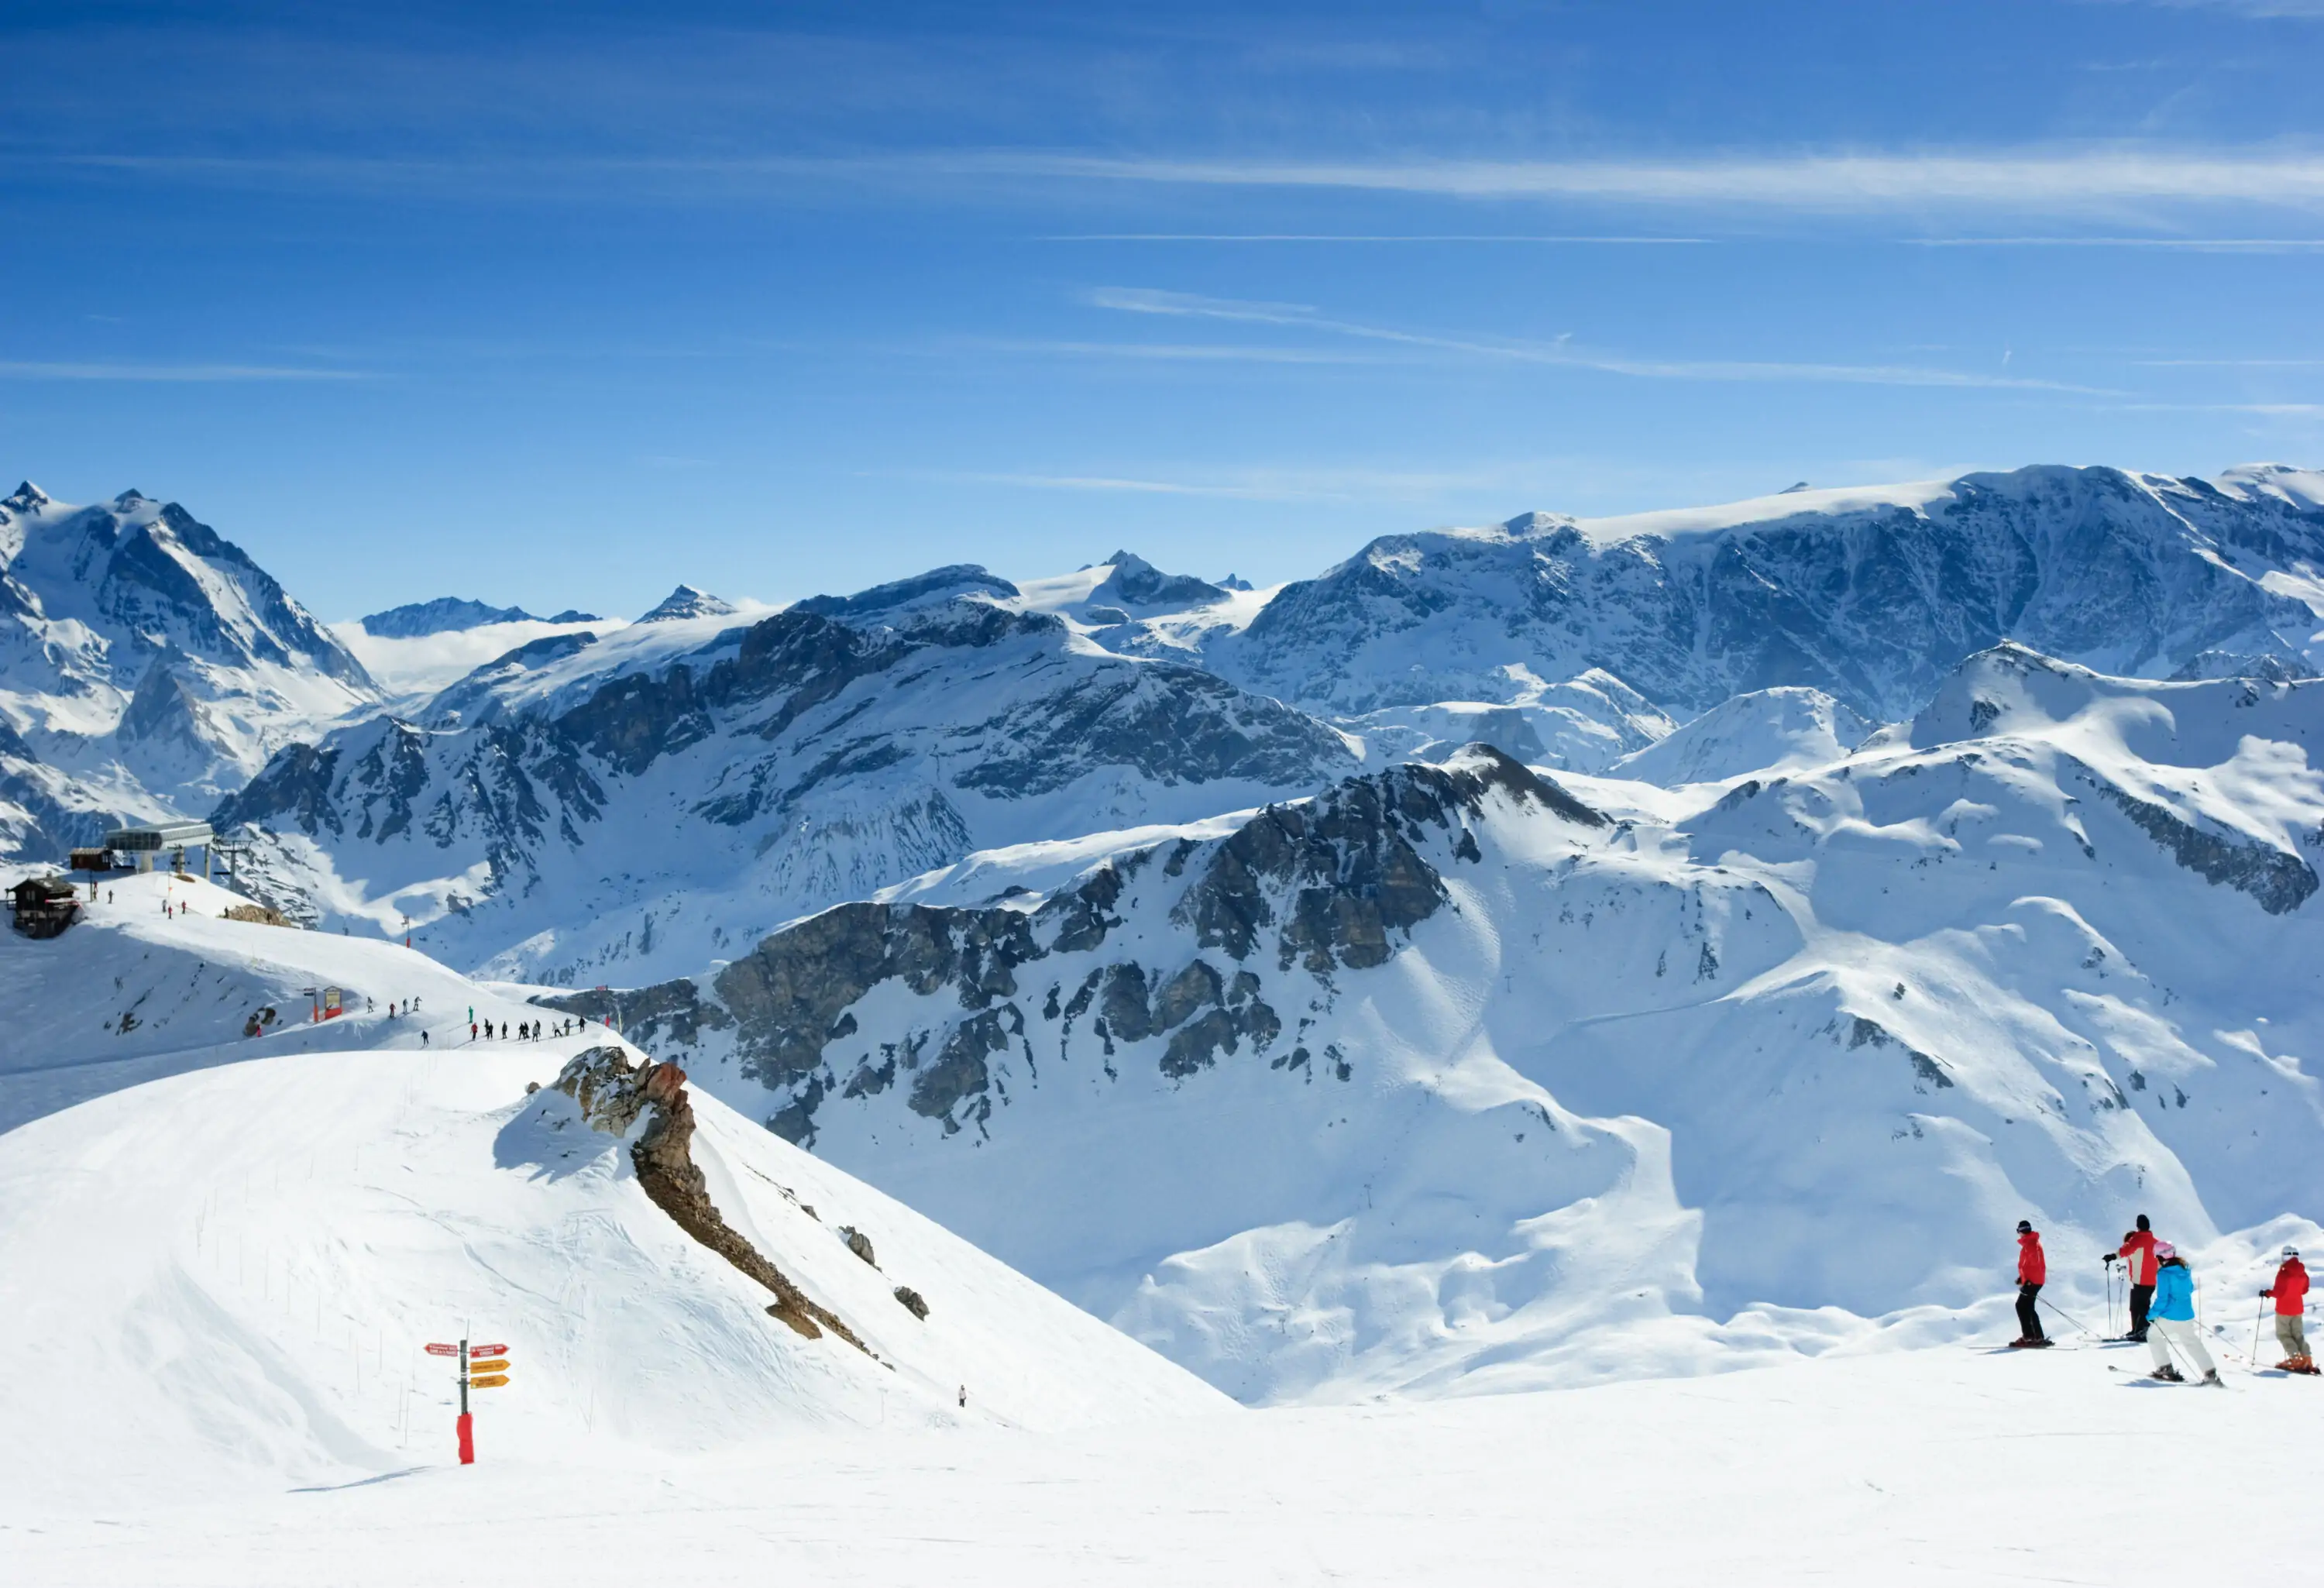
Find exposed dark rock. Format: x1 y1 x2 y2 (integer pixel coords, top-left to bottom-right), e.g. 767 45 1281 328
534 978 734 1049
549 1047 865 1349
892 1285 930 1320
1844 1015 1953 1088
2089 777 2317 914
841 1226 877 1267
717 903 1041 1091
724 748 1598 1139
909 1006 1016 1130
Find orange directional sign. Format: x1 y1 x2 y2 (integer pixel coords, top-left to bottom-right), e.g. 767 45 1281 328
467 1358 510 1374
469 1343 509 1358
425 1343 461 1356
469 1373 510 1390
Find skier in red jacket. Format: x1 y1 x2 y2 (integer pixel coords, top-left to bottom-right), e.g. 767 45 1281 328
2119 1215 2160 1342
2011 1220 2051 1348
2261 1247 2313 1373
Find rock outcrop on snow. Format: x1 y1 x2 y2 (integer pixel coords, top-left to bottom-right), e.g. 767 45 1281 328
551 1046 868 1346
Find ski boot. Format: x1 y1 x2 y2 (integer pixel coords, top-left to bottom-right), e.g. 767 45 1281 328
2288 1356 2319 1376
2200 1370 2223 1386
2150 1363 2185 1382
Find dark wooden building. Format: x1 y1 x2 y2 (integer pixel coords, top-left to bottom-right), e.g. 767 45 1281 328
9 875 81 939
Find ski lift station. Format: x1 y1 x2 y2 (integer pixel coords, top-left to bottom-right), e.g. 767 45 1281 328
100 820 218 878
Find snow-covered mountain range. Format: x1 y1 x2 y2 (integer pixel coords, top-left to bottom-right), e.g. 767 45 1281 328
1209 464 2324 720
217 589 1358 983
7 461 2324 1410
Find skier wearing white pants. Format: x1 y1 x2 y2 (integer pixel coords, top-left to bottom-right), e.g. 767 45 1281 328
2145 1243 2219 1384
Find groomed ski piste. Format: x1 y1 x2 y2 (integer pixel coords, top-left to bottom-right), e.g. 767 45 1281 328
4 869 2322 1585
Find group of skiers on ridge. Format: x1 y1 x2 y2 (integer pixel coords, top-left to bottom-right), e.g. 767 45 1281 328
2009 1214 2313 1383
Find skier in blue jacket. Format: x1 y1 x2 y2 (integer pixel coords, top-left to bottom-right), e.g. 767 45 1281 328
2145 1243 2220 1384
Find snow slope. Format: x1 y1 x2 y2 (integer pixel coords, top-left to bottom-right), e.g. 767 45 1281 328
5 1309 2321 1588
0 870 521 1134
1611 685 1873 785
572 647 2324 1403
0 882 1227 1511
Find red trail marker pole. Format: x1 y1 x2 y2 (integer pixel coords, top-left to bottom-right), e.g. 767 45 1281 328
457 1334 473 1464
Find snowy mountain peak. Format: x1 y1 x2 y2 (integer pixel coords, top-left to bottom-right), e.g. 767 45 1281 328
1611 686 1872 786
3 480 50 513
1091 551 1227 612
793 564 1020 623
359 596 583 638
638 584 737 623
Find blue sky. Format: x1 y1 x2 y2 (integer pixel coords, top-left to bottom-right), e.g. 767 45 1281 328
4 0 2322 620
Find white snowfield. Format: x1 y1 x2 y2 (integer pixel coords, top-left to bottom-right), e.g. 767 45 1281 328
5 1306 2322 1586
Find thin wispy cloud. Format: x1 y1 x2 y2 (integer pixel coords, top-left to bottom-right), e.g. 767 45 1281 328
1083 287 2119 394
0 359 367 382
1039 234 1709 244
20 146 2324 219
963 338 1394 366
946 472 1309 501
1908 235 2324 250
909 465 1536 504
968 149 2324 212
2109 401 2324 414
2107 0 2324 15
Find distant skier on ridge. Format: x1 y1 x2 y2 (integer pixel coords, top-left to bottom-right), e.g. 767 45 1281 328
2145 1243 2219 1384
2010 1220 2051 1349
2119 1215 2159 1342
2260 1246 2313 1374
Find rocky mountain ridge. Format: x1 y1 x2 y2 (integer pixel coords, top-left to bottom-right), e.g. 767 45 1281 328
1204 464 2324 721
215 594 1360 982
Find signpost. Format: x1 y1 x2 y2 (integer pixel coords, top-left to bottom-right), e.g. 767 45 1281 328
425 1336 514 1463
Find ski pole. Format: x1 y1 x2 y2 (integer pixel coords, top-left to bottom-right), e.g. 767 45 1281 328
2254 1298 2268 1369
2038 1294 2102 1339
